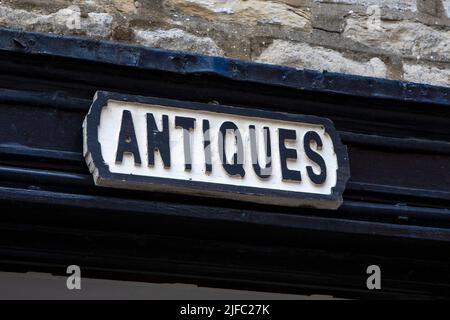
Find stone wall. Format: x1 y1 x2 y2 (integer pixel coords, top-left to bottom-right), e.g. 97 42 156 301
1 0 450 87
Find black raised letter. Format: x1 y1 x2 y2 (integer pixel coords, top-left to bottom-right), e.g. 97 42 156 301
147 113 171 168
203 119 212 174
175 116 196 171
249 125 272 178
304 131 327 184
115 110 141 165
219 121 245 177
278 128 301 182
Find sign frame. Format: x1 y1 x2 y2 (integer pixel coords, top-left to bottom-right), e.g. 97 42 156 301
83 91 350 209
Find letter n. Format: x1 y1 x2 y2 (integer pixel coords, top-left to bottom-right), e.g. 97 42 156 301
147 113 171 168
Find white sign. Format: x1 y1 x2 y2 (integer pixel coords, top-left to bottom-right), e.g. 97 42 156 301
83 91 349 209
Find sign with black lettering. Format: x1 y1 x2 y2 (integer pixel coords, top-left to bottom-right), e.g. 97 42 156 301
83 91 350 209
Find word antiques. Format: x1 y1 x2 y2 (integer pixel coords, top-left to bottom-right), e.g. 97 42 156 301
83 92 349 209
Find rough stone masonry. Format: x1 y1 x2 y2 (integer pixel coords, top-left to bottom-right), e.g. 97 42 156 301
1 0 450 87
